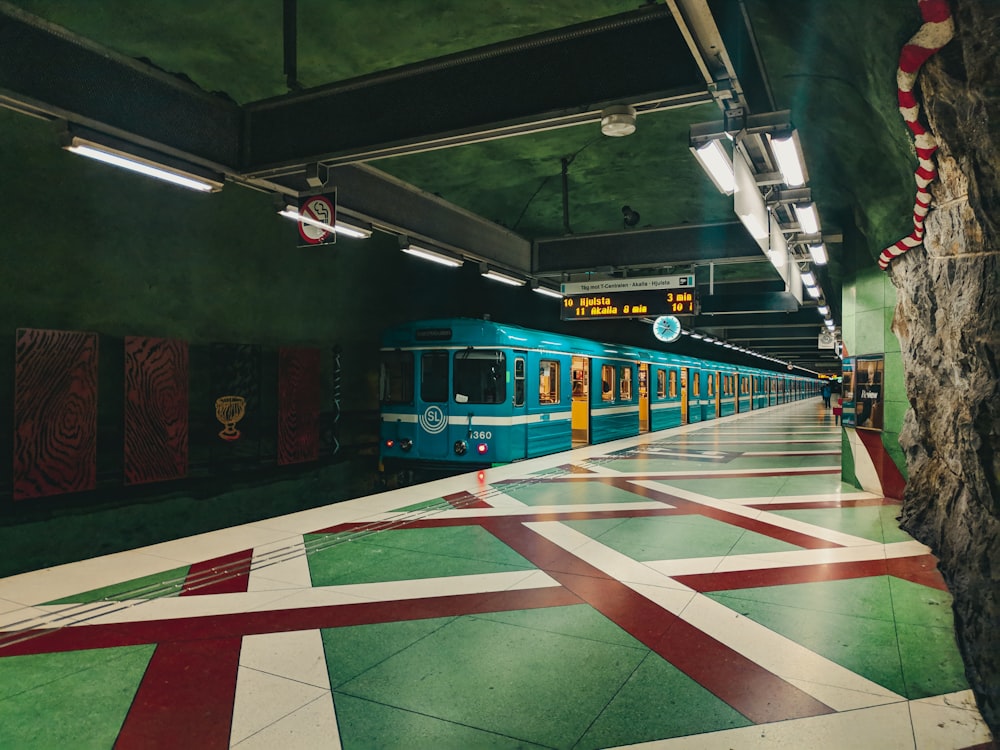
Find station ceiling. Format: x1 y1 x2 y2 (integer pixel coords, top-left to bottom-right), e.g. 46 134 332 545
0 0 923 374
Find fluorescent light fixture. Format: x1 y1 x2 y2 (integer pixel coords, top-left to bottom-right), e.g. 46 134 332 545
818 305 830 316
714 340 725 346
806 285 821 299
399 238 463 267
334 216 373 239
481 267 526 286
64 135 223 192
801 270 816 287
768 130 806 187
793 203 820 234
691 139 736 195
690 333 704 339
808 243 828 265
532 284 564 299
280 204 337 235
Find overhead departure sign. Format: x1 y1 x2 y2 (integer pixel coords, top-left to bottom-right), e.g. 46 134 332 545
561 273 694 296
560 289 697 320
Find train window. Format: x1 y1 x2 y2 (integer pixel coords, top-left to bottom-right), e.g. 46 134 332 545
708 373 715 396
601 364 615 401
379 350 414 404
741 378 750 395
692 372 700 397
421 351 449 403
454 349 507 404
539 360 559 404
514 357 525 407
656 369 666 398
669 369 678 398
619 367 632 400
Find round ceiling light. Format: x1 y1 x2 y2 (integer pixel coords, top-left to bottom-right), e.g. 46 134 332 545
600 105 636 137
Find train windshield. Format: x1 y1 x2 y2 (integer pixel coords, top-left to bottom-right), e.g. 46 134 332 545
379 350 414 404
454 349 507 404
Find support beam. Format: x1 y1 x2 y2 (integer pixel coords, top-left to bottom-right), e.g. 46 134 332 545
242 6 709 173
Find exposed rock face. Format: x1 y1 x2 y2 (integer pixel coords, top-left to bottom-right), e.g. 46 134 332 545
890 0 1000 734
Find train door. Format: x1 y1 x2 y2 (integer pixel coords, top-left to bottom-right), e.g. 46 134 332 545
714 371 721 417
419 350 450 457
571 356 590 445
638 363 650 432
510 353 527 459
680 367 689 424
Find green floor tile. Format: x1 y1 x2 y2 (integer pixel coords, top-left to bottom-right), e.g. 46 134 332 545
896 621 969 698
499 481 650 506
0 645 155 750
575 652 752 749
888 577 955 629
471 603 643 649
45 565 190 605
707 588 907 695
329 610 648 748
770 505 893 543
307 526 535 586
334 693 550 750
323 617 458 687
563 515 802 561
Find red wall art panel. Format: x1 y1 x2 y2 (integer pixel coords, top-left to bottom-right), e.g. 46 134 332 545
13 328 99 500
124 336 189 485
277 347 321 465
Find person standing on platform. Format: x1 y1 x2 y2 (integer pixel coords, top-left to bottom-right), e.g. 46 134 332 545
821 382 831 408
833 396 843 425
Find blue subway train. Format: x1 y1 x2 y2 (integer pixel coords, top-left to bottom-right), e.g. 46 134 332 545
378 318 820 473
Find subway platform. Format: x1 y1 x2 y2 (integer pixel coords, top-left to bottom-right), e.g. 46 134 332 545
0 399 993 749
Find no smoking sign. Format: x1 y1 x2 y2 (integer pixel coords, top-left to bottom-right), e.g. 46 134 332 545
296 194 336 246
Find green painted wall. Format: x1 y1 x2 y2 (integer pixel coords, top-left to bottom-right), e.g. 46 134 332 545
841 263 909 485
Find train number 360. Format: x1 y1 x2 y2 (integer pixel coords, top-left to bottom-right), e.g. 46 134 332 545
470 430 492 440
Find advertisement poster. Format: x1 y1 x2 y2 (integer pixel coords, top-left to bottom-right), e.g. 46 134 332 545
854 355 884 431
841 358 855 428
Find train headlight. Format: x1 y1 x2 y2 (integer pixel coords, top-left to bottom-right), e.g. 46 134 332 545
476 442 489 456
454 440 467 456
400 438 412 452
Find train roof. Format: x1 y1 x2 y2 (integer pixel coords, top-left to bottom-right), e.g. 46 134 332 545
381 318 814 380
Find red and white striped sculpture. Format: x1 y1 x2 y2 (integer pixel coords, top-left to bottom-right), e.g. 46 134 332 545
878 0 954 271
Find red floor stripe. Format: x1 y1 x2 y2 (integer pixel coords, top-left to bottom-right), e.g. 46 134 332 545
181 549 253 596
887 555 949 591
114 637 241 750
481 517 835 724
0 586 581 657
442 490 491 509
674 559 893 592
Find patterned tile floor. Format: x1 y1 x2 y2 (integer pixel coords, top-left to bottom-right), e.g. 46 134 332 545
0 400 994 749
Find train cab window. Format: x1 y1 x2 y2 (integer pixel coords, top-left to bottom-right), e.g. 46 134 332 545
656 369 666 399
669 369 678 398
514 357 525 407
379 350 414 404
692 372 700 397
619 367 632 400
453 349 507 404
539 360 559 404
601 364 615 401
421 351 449 403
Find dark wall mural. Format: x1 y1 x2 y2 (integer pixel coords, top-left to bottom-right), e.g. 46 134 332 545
13 328 98 500
277 347 321 465
124 336 189 486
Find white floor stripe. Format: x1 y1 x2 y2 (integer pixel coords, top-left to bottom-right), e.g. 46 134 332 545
20 570 560 627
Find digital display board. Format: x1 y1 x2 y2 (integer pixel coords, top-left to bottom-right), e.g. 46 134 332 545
561 289 696 320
